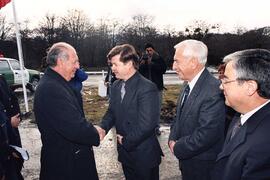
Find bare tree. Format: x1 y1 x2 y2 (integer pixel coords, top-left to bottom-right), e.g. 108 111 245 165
0 14 13 40
118 14 158 49
185 20 221 40
36 13 60 45
60 9 92 47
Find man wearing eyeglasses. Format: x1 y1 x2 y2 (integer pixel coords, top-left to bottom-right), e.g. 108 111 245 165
212 49 270 180
168 39 225 180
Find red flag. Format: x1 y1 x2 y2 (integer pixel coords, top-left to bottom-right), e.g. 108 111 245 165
0 0 11 9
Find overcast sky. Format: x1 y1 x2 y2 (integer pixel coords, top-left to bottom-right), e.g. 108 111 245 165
1 0 270 32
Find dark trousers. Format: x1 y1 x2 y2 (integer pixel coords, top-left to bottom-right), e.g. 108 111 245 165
122 164 159 180
180 159 215 180
4 157 24 180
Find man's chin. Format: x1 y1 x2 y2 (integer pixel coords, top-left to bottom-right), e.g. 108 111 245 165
225 99 230 107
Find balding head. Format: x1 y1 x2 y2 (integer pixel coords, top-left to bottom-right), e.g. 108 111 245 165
46 42 79 81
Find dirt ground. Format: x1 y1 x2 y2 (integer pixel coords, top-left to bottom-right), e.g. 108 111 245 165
19 119 181 180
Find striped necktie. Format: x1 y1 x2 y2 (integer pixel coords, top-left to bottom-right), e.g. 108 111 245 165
230 117 241 140
121 82 126 102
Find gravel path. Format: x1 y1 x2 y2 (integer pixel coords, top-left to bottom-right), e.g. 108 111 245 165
20 120 181 180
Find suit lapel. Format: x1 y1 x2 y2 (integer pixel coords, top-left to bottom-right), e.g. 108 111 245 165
217 123 247 161
180 69 209 121
216 102 270 161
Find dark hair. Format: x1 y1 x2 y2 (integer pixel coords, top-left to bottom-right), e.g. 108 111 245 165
107 44 140 69
224 49 270 98
144 43 155 50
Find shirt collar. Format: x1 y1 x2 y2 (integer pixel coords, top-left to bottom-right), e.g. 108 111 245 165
188 67 205 94
240 100 270 125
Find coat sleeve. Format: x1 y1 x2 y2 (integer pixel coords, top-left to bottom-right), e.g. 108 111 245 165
122 84 160 151
173 94 225 159
100 83 117 133
36 87 100 147
100 102 115 133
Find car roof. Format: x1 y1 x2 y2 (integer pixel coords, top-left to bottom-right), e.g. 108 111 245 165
0 57 18 61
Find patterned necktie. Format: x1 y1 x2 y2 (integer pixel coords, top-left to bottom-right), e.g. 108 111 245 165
120 81 126 102
230 117 241 140
180 85 190 108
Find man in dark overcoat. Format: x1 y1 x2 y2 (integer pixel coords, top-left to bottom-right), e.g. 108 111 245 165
34 42 102 180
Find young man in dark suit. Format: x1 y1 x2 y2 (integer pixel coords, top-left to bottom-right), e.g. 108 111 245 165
212 49 270 179
99 44 163 180
168 39 225 180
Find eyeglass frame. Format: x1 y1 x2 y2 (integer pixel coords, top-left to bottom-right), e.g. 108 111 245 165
220 79 238 85
219 75 254 86
219 73 248 85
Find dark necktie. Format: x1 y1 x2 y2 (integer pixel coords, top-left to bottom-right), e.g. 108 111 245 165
230 117 241 140
180 85 190 108
120 82 126 102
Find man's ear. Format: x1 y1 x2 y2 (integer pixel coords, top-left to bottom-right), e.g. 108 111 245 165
246 80 258 96
56 58 63 67
190 58 199 69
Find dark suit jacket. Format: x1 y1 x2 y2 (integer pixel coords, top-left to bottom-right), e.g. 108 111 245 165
212 102 270 180
34 68 100 180
101 72 163 168
169 69 225 161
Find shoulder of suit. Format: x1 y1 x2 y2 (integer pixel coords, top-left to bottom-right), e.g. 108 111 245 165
36 74 70 97
138 76 158 92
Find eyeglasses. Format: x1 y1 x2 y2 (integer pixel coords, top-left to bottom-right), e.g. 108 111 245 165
219 73 238 85
220 79 238 85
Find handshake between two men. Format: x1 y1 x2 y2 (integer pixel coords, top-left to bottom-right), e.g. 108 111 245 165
94 126 124 145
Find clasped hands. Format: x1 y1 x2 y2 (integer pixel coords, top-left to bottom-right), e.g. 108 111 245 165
94 125 106 141
94 126 123 144
168 140 176 154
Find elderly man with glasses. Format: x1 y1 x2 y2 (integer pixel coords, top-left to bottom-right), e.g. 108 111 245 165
212 49 270 180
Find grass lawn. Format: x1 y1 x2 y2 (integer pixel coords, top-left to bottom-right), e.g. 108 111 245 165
83 84 182 124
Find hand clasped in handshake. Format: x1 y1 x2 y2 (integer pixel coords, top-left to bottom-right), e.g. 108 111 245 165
94 125 106 141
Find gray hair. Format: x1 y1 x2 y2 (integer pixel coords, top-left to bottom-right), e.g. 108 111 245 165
223 49 270 99
46 42 74 67
174 39 208 65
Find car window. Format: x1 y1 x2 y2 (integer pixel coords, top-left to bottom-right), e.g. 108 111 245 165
9 60 21 70
0 61 11 70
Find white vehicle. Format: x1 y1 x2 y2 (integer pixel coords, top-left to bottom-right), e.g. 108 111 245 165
0 57 41 92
